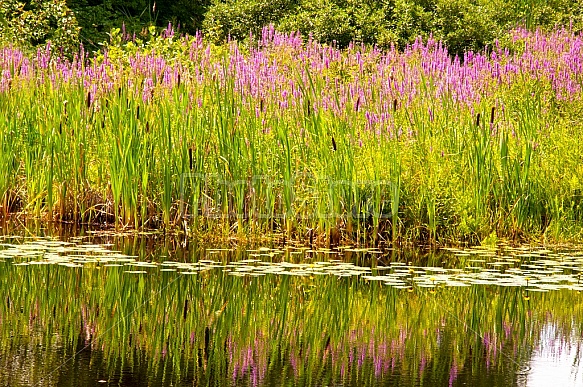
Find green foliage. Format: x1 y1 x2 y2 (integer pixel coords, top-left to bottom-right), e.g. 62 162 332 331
155 0 211 33
202 0 583 55
68 0 210 50
67 0 155 50
278 0 357 47
0 0 80 53
2 0 583 56
203 0 297 43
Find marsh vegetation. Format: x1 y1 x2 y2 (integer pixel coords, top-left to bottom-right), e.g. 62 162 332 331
2 27 583 244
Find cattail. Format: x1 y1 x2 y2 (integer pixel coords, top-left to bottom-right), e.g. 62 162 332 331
490 106 495 126
188 147 193 170
475 113 481 127
86 91 91 108
183 299 188 320
331 136 337 151
145 121 150 132
176 73 181 87
136 105 140 120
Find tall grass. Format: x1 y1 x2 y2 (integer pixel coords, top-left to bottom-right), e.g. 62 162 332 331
1 26 583 244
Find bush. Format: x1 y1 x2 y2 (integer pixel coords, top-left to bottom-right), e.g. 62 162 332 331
0 0 80 54
202 0 583 55
68 1 210 50
203 0 297 43
3 0 583 56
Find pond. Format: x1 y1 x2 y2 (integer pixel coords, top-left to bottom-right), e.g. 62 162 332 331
0 228 582 386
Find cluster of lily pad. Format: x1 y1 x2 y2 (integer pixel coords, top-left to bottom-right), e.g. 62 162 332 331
2 237 583 293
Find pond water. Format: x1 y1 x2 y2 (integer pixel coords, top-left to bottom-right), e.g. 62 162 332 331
0 227 582 386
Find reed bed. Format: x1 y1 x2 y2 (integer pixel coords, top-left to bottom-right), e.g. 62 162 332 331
1 26 583 244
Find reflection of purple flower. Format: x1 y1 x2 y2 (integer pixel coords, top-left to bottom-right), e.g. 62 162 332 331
448 362 458 387
251 365 258 387
374 356 382 377
290 352 298 375
504 322 512 338
358 349 365 367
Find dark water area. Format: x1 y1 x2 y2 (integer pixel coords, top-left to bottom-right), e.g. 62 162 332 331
1 222 582 386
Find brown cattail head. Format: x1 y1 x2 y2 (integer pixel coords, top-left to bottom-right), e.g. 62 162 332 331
475 113 481 127
331 136 337 151
490 106 495 125
188 147 193 170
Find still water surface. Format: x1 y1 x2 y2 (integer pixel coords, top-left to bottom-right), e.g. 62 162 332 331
0 227 582 386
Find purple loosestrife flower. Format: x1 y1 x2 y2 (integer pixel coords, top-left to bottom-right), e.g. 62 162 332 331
0 70 11 92
142 78 154 102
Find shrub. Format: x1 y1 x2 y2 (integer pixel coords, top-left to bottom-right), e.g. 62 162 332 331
202 0 583 55
203 0 297 43
0 0 80 54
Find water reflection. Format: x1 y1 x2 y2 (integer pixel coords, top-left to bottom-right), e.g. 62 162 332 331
0 229 582 386
522 325 583 387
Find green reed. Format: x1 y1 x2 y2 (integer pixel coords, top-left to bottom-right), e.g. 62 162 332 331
2 32 583 246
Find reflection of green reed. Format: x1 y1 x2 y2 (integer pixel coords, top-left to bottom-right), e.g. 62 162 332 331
1 250 582 386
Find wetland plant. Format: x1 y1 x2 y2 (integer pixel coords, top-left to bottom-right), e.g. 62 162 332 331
1 26 583 244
